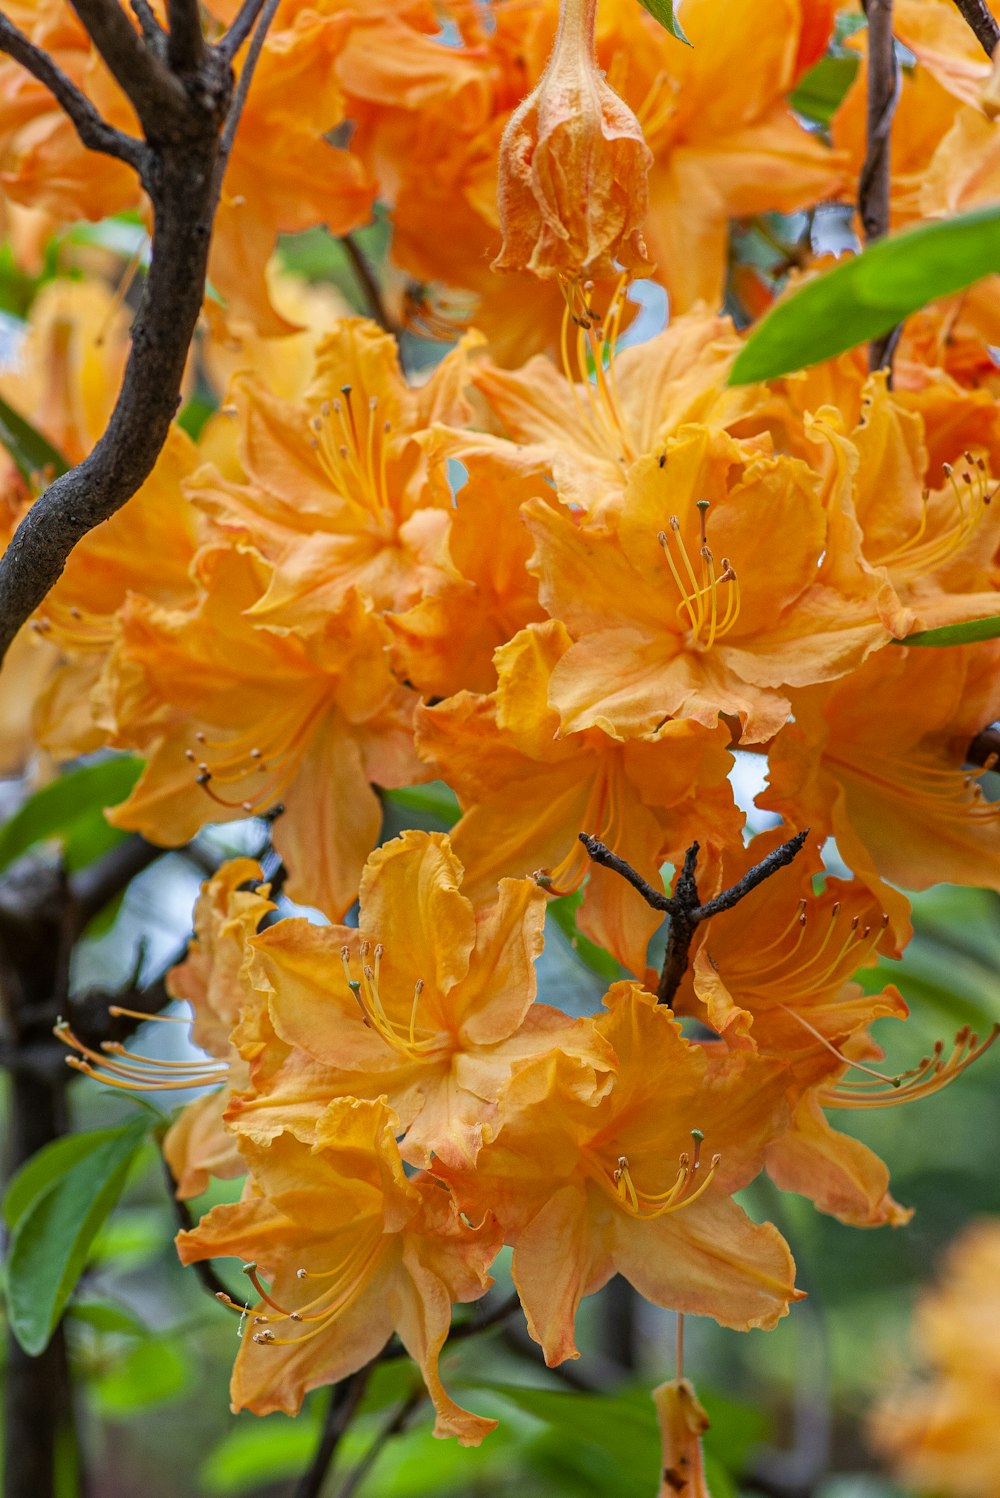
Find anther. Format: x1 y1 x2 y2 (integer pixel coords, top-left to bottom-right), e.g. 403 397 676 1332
184 748 195 761
196 772 212 786
252 1330 275 1344
296 1268 308 1280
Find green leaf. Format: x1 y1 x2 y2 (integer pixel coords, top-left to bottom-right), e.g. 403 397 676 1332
3 1128 128 1230
384 781 460 829
4 1116 152 1355
634 0 690 43
91 1337 189 1415
789 54 858 125
547 891 628 983
201 1417 321 1495
896 615 1000 648
729 206 1000 384
67 1301 149 1339
463 1382 660 1487
0 755 144 876
0 391 69 485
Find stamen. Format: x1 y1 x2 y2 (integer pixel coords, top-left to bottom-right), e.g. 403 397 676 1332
820 1024 998 1108
604 1131 721 1220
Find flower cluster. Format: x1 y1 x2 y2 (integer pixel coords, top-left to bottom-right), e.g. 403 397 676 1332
0 0 997 1462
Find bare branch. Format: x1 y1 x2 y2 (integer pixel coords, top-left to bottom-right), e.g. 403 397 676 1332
859 0 900 373
69 0 188 138
968 719 1000 768
579 831 811 1006
334 1389 425 1498
169 1171 239 1303
166 0 205 73
216 0 282 178
951 0 1000 56
343 233 395 334
695 830 810 923
293 1366 377 1498
129 0 166 49
0 13 148 176
219 0 269 60
70 834 162 928
577 833 674 911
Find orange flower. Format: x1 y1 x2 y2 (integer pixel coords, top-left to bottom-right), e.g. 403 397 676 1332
416 620 742 974
209 6 374 335
524 425 887 744
679 832 912 1228
100 545 423 919
385 442 550 698
178 1096 501 1441
492 0 651 285
438 983 800 1366
807 377 1000 639
188 319 477 623
237 829 614 1168
760 641 1000 939
870 1219 1000 1495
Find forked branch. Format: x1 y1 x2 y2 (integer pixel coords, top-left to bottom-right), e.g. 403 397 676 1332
579 829 810 1006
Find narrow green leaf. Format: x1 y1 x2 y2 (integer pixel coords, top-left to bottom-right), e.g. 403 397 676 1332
789 54 858 125
2 1126 134 1230
66 1301 149 1339
91 1337 189 1414
5 1116 151 1355
0 755 144 875
634 0 690 42
547 891 628 982
0 391 69 484
729 206 1000 384
384 781 460 829
897 614 1000 647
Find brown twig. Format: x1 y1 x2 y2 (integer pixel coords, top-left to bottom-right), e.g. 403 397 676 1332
166 0 205 74
168 1168 237 1303
216 0 282 177
968 720 1000 768
220 0 270 60
334 1388 425 1498
293 1365 377 1498
0 14 147 176
951 0 1000 56
579 830 810 1006
0 6 244 667
343 233 395 334
859 0 900 373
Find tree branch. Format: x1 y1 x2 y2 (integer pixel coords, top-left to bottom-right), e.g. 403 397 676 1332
968 720 1000 769
169 1171 238 1303
334 1389 425 1498
166 0 205 74
70 834 162 929
0 14 148 176
0 27 233 666
579 831 810 1007
215 0 282 183
860 0 900 373
343 233 395 334
69 0 189 140
577 833 674 912
293 1366 377 1498
219 0 269 60
951 0 1000 56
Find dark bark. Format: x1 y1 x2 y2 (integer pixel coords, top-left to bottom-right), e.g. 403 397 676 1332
860 0 900 373
579 831 810 1006
0 0 282 666
951 0 1000 56
0 864 80 1498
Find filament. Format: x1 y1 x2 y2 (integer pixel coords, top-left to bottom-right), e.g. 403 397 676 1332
339 943 441 1059
819 1024 998 1109
602 1131 721 1220
657 506 742 648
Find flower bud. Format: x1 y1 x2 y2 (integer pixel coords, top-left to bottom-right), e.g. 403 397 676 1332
492 0 652 283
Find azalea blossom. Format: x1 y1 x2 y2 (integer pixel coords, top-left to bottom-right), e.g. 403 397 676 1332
178 1095 502 1441
438 983 801 1365
236 829 614 1168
